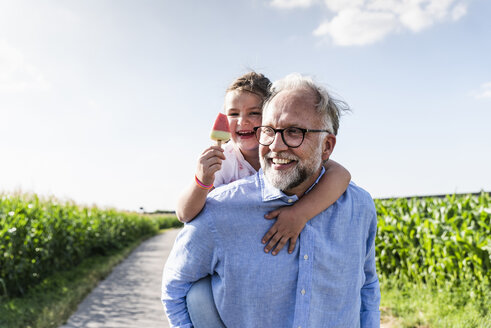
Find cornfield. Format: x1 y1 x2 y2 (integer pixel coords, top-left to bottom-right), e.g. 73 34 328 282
0 193 179 298
1 191 489 302
374 192 490 295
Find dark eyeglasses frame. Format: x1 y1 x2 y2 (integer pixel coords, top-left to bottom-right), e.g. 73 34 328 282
253 126 331 148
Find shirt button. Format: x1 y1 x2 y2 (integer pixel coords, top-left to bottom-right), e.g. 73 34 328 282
288 199 294 203
301 289 306 295
303 254 308 260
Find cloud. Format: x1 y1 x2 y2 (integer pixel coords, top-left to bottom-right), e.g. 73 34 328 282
271 0 319 9
324 0 365 12
451 3 467 20
0 40 51 93
314 8 398 46
471 82 491 99
271 0 469 46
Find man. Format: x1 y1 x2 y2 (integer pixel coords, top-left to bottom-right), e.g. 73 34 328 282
162 73 381 327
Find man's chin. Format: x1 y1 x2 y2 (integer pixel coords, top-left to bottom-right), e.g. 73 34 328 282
264 167 299 191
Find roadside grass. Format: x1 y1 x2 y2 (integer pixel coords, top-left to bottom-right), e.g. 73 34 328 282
380 278 491 328
0 231 166 328
151 214 183 230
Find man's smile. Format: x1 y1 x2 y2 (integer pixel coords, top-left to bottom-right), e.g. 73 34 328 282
271 158 292 164
265 153 299 170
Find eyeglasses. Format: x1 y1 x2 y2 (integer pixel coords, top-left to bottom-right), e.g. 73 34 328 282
253 126 331 148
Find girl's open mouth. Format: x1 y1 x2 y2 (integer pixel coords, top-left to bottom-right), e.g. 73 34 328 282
236 130 255 139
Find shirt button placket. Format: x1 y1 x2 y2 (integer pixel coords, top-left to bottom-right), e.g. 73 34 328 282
293 225 312 328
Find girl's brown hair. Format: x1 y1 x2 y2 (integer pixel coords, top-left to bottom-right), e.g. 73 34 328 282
226 72 271 101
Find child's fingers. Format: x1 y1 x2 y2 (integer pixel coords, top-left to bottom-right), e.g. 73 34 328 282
204 155 223 167
200 146 225 159
202 145 224 154
199 153 223 172
208 162 222 175
203 148 226 161
263 230 280 253
264 209 280 219
207 145 225 156
263 239 275 254
262 226 277 244
199 160 222 183
288 236 298 254
271 236 289 256
197 154 223 185
209 145 225 152
264 232 288 255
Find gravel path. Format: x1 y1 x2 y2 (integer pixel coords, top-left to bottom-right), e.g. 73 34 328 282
60 229 181 328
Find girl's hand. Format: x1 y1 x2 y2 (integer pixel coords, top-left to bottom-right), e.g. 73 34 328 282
262 206 308 255
196 146 225 186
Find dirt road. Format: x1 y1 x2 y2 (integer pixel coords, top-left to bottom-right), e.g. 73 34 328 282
60 229 180 328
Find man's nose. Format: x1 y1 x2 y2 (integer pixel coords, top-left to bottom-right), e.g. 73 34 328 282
269 131 288 152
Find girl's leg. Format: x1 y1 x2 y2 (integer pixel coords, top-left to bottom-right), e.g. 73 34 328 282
186 275 226 328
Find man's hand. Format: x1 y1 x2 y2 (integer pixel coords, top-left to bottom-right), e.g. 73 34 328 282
262 206 308 255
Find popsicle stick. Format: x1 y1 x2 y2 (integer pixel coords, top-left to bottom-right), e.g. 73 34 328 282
217 140 222 147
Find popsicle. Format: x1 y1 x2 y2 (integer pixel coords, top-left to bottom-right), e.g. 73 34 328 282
210 113 231 147
210 113 230 147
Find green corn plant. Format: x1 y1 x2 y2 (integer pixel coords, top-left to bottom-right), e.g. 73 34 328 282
375 192 490 297
0 192 176 298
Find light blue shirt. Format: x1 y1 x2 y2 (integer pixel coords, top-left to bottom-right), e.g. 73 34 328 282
162 169 381 328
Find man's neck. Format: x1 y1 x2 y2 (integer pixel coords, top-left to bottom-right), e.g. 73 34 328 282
282 167 323 198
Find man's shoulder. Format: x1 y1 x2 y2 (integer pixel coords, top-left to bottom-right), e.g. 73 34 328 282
344 182 376 210
190 173 261 228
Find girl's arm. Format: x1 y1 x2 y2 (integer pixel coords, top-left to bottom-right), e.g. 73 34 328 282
262 159 351 255
175 146 225 223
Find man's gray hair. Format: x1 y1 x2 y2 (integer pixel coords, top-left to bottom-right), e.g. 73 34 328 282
265 73 349 135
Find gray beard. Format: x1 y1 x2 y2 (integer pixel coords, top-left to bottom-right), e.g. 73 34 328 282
261 148 322 192
263 163 308 191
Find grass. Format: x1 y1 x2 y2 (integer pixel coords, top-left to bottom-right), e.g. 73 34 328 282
0 232 160 328
380 278 491 328
151 214 183 230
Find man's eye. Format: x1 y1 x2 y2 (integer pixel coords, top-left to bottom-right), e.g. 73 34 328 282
227 113 239 117
286 128 303 137
250 112 262 116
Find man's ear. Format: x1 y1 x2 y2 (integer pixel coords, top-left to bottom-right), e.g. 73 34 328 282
322 134 336 161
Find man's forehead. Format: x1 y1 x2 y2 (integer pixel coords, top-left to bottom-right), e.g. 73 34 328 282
263 89 318 123
274 88 316 105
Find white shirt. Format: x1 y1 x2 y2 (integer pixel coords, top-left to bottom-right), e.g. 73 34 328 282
213 142 256 188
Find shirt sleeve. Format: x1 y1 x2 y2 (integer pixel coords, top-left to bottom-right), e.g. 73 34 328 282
161 215 219 327
360 201 381 328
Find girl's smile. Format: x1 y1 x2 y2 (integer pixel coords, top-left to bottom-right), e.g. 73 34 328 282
224 90 263 157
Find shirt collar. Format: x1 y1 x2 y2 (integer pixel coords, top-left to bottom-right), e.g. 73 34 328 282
259 166 326 204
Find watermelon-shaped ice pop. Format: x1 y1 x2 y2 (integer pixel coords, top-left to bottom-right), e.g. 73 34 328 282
210 113 231 147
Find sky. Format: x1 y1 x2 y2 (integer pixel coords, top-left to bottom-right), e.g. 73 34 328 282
0 0 490 212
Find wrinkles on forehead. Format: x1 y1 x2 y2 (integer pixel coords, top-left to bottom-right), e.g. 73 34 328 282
263 89 320 128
